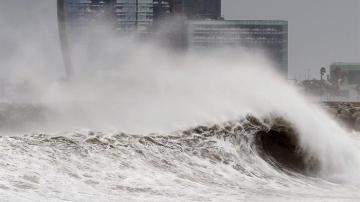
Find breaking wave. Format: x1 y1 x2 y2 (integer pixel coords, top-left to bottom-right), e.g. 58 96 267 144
0 115 360 201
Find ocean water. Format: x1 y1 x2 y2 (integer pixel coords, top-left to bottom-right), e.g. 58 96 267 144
0 116 359 202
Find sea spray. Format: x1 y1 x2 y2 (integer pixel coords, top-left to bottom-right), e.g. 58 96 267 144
2 19 360 183
15 35 360 183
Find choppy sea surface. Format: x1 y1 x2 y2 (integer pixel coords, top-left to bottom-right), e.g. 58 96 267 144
0 115 359 202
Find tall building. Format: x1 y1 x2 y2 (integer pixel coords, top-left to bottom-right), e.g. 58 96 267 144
58 0 289 77
58 0 220 33
172 0 221 20
153 0 172 20
113 0 154 33
60 0 113 28
186 20 288 74
59 0 166 33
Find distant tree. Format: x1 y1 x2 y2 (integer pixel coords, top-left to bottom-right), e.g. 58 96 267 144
320 67 326 80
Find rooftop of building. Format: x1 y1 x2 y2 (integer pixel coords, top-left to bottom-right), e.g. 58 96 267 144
187 19 288 25
330 63 360 70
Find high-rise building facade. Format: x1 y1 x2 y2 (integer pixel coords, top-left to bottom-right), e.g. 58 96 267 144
172 0 221 20
58 0 289 77
186 20 288 74
58 0 221 33
153 0 172 20
60 0 113 28
113 0 154 32
58 0 171 33
58 0 159 32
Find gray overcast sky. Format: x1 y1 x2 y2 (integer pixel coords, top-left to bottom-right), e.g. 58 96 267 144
223 0 360 79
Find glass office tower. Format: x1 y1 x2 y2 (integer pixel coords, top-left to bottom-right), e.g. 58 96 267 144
113 0 153 32
58 0 289 77
172 0 221 19
59 0 172 33
60 0 113 28
186 20 289 75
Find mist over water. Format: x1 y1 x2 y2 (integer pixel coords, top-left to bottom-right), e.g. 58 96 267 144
0 1 360 201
